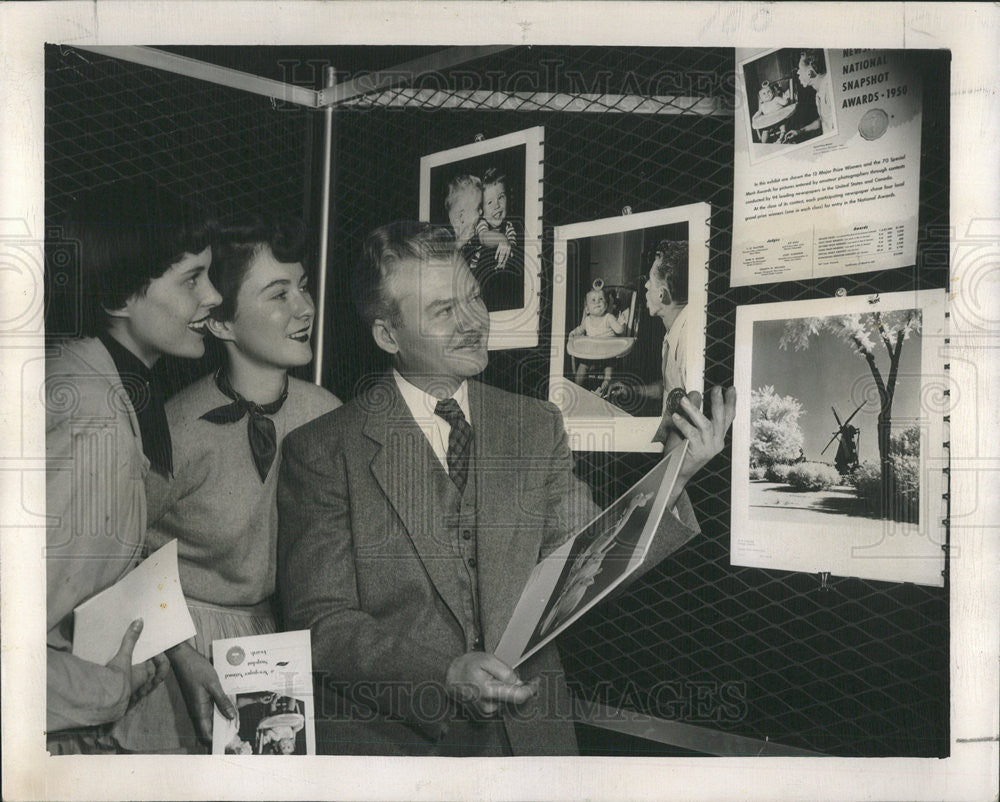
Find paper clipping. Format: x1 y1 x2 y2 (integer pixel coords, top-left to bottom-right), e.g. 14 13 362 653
495 440 688 668
72 539 196 666
732 48 923 286
211 629 316 756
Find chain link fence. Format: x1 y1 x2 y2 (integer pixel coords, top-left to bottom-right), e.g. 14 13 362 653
45 44 950 757
45 44 317 393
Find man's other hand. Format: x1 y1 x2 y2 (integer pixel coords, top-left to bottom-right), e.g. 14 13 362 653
446 652 537 716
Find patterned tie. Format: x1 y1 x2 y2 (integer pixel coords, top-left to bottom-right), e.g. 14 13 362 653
434 397 473 494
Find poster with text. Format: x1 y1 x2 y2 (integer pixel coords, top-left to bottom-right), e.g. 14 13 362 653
732 48 923 286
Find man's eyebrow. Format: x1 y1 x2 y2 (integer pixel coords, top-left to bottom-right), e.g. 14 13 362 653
426 297 456 312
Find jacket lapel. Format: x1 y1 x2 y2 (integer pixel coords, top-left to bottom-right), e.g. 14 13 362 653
364 376 468 630
470 381 531 651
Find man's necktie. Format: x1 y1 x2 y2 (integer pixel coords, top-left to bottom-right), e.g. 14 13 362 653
434 397 473 494
201 370 288 482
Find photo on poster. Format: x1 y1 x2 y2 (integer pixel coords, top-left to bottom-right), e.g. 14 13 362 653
419 126 543 349
222 693 308 756
739 48 838 163
494 441 688 669
548 204 708 452
732 48 924 286
211 629 316 756
731 290 947 586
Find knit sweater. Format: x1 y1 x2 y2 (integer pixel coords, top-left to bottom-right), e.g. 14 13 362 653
145 374 340 607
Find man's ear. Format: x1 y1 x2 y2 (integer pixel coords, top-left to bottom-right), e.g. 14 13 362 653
207 317 236 343
371 317 399 355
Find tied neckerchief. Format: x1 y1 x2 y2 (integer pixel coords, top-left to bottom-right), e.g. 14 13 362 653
200 370 288 482
433 397 473 494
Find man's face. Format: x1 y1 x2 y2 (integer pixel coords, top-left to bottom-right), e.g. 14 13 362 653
644 262 669 317
448 191 481 242
381 256 489 393
796 58 814 88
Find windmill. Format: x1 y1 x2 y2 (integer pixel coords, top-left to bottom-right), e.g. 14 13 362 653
821 400 867 475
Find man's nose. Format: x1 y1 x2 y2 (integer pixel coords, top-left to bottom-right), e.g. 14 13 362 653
456 300 487 332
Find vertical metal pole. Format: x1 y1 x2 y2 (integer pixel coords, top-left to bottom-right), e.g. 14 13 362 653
312 66 336 386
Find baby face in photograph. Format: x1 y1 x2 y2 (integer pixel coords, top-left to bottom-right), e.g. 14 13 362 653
447 184 482 244
482 179 508 228
585 289 608 317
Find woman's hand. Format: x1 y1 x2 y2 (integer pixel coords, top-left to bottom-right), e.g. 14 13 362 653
168 640 237 743
105 618 169 705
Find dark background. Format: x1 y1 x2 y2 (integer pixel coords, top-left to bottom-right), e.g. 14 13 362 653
45 44 951 757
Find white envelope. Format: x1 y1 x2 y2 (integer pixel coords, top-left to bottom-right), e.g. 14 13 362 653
72 539 196 666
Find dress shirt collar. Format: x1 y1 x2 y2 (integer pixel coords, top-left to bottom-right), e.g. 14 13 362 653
392 370 471 472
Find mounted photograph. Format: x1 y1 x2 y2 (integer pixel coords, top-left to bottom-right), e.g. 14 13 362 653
739 48 839 163
419 126 543 349
731 290 948 586
548 204 708 452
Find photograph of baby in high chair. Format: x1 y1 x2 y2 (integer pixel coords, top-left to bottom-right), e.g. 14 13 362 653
568 279 628 398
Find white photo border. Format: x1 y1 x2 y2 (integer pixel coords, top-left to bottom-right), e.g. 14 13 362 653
731 288 947 586
419 126 543 350
549 203 709 453
737 47 839 167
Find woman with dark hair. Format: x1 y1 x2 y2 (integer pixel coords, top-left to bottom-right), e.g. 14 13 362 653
46 179 222 754
112 215 340 752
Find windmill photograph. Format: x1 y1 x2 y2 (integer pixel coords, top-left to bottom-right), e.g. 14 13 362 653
731 291 947 587
747 310 922 526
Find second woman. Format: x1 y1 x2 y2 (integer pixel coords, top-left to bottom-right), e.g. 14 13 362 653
113 215 341 752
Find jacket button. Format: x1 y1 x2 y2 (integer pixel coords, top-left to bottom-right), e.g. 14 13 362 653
462 529 472 540
467 557 477 568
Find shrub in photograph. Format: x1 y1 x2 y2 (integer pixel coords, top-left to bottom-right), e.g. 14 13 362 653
765 462 793 483
850 426 920 522
750 385 805 467
750 464 767 480
786 461 841 491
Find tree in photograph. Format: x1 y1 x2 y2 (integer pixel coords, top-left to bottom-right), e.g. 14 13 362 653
750 384 805 467
779 309 922 515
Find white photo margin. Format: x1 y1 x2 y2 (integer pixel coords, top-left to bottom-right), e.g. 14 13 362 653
419 125 544 350
731 288 947 586
549 203 709 452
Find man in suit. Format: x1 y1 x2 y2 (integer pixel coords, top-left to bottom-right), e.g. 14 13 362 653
277 221 735 756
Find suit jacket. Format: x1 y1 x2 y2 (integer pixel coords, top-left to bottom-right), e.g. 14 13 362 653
277 375 700 755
